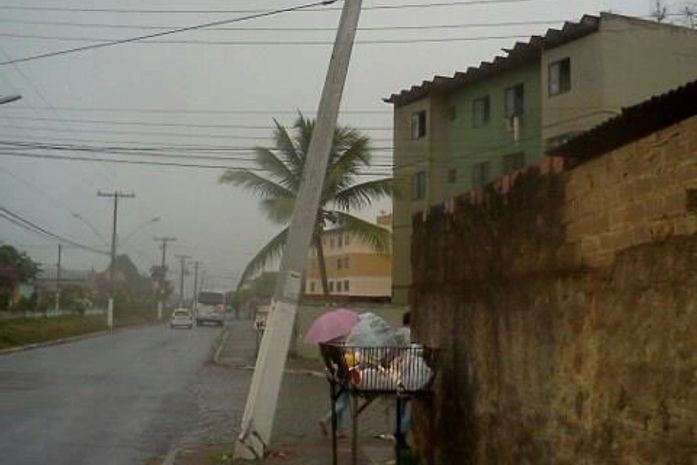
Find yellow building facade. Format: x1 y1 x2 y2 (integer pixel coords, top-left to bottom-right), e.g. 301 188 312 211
305 214 392 298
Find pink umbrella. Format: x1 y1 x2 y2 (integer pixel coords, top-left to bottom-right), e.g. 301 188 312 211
305 308 359 343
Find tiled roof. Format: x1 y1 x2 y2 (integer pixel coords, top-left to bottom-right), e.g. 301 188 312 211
547 79 697 162
384 14 602 106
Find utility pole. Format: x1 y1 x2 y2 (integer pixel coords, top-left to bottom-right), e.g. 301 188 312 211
154 237 176 320
192 261 201 312
234 0 363 460
54 244 62 313
175 254 189 308
98 190 135 330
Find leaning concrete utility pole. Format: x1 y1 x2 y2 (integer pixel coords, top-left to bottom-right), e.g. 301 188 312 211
154 236 176 319
98 190 135 329
234 0 363 459
192 261 201 312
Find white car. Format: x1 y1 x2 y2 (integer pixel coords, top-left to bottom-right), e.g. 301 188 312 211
170 308 194 329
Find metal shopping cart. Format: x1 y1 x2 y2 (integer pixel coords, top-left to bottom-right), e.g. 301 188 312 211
320 343 439 465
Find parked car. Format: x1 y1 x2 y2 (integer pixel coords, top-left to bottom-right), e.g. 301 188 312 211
170 308 194 329
194 290 226 326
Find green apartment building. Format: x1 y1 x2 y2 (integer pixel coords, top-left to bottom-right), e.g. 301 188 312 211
387 13 697 304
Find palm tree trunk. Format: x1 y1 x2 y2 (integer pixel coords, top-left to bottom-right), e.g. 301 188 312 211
314 227 330 296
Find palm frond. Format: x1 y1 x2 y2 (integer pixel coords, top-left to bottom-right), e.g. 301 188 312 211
237 227 289 289
331 211 391 253
294 113 315 161
219 169 294 199
273 119 301 171
333 178 394 211
254 147 295 187
261 196 296 224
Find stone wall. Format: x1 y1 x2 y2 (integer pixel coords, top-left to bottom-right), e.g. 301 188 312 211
410 116 697 464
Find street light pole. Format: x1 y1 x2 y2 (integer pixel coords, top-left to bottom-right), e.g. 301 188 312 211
175 254 189 308
54 244 62 313
154 236 176 320
192 261 201 312
98 190 135 330
234 0 363 459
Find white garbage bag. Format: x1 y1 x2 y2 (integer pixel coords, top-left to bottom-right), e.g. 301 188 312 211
393 348 433 391
351 367 398 391
345 312 397 347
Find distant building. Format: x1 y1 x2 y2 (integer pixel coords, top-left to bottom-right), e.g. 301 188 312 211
385 13 697 304
305 214 392 298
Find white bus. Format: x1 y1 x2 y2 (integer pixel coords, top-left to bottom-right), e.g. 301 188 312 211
194 290 226 326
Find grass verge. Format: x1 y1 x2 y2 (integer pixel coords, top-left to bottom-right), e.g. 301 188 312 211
0 313 158 350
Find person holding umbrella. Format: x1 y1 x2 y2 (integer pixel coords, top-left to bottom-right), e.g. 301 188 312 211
305 308 359 438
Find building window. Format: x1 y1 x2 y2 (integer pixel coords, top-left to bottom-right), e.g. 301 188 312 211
504 84 525 118
411 110 426 139
411 171 427 200
447 169 457 184
309 282 316 293
337 258 343 270
472 96 490 128
344 257 350 269
344 280 350 292
472 161 491 187
329 237 335 248
502 152 525 173
329 281 334 293
338 236 343 248
344 233 350 246
549 58 571 96
447 106 457 121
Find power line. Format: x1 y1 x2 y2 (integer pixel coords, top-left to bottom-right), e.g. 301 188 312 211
0 115 392 131
0 123 394 141
0 0 540 15
0 31 534 46
0 106 390 115
0 0 341 66
0 206 108 255
0 150 394 176
0 18 569 32
0 141 395 166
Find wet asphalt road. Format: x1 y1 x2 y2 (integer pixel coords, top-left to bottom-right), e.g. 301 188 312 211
0 323 246 465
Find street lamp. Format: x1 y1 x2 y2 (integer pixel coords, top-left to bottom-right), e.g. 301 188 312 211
120 217 161 246
72 213 109 246
0 94 21 105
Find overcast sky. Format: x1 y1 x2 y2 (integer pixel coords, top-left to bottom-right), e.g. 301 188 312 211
0 0 692 292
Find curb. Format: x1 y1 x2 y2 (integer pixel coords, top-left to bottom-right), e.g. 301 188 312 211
0 321 163 356
212 327 231 365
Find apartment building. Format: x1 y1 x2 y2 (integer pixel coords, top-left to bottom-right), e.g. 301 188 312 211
386 13 697 304
305 214 392 298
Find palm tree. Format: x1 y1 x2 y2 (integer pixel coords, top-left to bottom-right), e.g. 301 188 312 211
220 114 393 294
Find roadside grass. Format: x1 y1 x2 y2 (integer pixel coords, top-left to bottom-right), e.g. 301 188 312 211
0 312 159 350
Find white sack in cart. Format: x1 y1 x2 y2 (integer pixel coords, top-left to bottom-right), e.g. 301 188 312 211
394 350 433 391
345 312 397 347
351 368 399 391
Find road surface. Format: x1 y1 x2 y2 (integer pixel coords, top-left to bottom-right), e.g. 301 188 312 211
0 323 242 465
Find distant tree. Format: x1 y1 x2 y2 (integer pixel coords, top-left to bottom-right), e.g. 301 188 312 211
0 245 40 309
651 0 668 22
681 2 696 27
219 114 393 294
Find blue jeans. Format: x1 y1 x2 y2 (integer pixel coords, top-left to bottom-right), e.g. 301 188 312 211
323 390 349 430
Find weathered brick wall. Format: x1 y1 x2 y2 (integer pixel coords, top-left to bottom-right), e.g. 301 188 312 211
410 116 697 465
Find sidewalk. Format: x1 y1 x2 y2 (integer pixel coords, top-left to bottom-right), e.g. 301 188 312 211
168 320 397 465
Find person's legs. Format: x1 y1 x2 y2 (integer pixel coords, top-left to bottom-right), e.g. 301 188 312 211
320 391 350 436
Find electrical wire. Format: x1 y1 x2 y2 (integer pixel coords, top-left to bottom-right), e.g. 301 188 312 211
0 206 109 255
0 18 570 32
0 32 535 46
0 150 394 176
0 0 542 15
0 0 341 66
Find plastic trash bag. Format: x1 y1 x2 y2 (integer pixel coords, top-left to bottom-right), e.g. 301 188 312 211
345 312 397 347
350 367 398 391
392 348 433 391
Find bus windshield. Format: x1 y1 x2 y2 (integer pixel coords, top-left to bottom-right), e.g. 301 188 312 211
197 291 224 305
